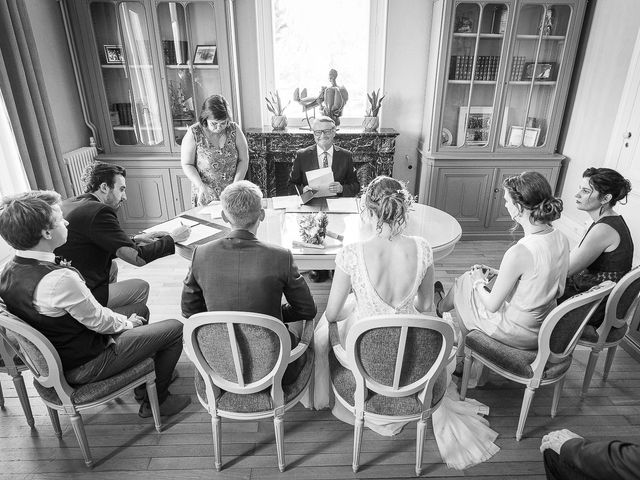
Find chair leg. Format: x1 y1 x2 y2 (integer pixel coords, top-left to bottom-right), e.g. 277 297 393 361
581 350 600 398
274 413 285 472
145 380 162 432
516 386 536 441
551 377 565 417
69 412 93 468
12 373 34 427
47 407 62 438
211 414 222 471
352 412 364 473
603 346 618 382
415 418 427 477
459 351 473 400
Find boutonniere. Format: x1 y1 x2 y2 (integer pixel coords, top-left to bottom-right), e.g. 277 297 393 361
54 256 73 268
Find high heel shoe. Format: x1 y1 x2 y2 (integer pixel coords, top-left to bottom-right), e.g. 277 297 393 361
434 281 445 318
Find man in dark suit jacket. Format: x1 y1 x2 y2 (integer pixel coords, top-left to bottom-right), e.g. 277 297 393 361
541 428 640 479
56 162 190 318
181 180 317 330
289 116 360 198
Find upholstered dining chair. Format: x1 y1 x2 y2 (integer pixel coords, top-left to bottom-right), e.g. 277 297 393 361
0 312 162 468
579 265 640 397
460 281 615 441
182 312 314 472
0 326 34 427
328 314 454 476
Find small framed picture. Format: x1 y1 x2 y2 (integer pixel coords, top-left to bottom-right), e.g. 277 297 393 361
508 126 540 147
104 45 124 64
522 62 557 81
193 45 217 65
457 106 492 146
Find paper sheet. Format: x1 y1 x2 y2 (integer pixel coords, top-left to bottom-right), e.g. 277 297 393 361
326 197 359 213
271 195 301 210
306 167 336 197
200 203 224 219
177 224 222 246
143 217 199 234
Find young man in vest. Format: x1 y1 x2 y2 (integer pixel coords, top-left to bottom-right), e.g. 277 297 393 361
0 190 189 418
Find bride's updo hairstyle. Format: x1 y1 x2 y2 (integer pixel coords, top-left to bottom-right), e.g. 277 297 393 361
362 175 414 238
503 171 563 225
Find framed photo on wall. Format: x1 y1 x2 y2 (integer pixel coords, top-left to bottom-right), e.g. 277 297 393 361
104 45 124 64
508 126 540 147
193 45 217 65
457 106 493 146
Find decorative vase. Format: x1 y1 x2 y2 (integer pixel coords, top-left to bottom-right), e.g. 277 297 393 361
271 115 288 130
362 116 379 132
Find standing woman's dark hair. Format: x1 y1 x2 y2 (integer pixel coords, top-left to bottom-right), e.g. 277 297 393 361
503 171 563 225
198 94 232 130
583 167 632 207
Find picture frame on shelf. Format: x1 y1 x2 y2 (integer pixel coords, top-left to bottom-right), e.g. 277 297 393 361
104 45 124 64
454 16 473 33
457 106 492 146
522 62 557 81
508 126 540 147
193 45 217 65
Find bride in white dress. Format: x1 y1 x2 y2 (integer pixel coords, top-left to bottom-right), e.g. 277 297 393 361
311 176 500 470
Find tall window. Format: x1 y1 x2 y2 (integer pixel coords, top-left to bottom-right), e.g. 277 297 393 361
258 0 387 127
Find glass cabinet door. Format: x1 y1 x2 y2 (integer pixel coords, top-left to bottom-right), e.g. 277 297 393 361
90 1 164 147
156 1 222 146
499 3 571 149
442 3 509 148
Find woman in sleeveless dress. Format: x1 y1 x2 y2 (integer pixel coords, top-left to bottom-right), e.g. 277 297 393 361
311 176 501 470
437 172 569 351
180 95 249 206
559 168 633 326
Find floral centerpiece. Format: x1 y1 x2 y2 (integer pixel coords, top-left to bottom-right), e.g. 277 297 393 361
298 212 328 245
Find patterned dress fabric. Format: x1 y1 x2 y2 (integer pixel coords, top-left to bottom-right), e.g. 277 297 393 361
189 122 239 206
310 236 500 469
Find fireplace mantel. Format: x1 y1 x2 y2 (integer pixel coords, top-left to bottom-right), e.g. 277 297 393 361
245 127 399 197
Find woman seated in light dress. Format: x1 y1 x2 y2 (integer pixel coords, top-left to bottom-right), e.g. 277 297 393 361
559 168 633 326
436 171 569 351
312 176 500 470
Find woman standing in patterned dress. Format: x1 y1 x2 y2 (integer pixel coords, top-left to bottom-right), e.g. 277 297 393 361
181 95 249 206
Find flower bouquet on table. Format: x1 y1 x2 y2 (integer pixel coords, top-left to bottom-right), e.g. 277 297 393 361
297 212 328 247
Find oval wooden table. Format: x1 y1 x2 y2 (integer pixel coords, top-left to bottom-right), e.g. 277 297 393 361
175 199 462 268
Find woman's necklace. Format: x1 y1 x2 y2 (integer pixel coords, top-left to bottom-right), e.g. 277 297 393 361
530 225 553 235
204 128 225 149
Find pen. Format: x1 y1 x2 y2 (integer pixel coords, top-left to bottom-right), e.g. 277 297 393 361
326 230 344 242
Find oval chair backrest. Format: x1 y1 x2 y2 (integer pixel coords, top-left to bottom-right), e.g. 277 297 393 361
183 312 292 397
532 282 615 375
345 315 454 402
607 265 640 328
0 312 74 401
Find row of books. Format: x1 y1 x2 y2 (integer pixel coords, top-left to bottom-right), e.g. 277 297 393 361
111 103 133 126
449 55 500 81
162 40 189 65
510 56 528 81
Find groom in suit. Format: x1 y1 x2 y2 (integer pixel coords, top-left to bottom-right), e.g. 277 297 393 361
288 116 360 198
181 180 317 338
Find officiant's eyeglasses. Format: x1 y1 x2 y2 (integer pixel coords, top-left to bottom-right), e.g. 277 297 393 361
313 128 335 137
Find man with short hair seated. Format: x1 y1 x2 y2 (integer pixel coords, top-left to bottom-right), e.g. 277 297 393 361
0 190 189 418
181 180 317 380
55 162 190 319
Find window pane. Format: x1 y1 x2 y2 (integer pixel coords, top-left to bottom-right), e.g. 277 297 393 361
272 0 369 120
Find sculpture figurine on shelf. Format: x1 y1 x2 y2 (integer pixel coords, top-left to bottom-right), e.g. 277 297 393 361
298 211 328 245
293 68 349 129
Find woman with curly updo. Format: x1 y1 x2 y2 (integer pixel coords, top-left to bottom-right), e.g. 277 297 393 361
436 171 569 350
310 176 500 469
560 168 633 318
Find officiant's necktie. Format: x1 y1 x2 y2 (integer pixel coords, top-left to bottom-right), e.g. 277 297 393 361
322 152 329 168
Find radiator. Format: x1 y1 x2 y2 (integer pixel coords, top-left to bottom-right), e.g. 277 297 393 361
63 147 97 196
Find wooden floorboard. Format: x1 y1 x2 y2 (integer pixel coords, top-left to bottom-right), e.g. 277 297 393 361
1 240 639 479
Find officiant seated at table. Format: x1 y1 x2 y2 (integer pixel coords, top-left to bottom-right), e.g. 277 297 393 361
288 116 360 199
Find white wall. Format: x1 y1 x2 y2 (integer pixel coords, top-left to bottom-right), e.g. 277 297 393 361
557 0 640 265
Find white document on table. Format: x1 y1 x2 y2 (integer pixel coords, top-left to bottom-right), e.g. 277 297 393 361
177 224 222 246
271 195 301 210
326 197 359 213
143 217 199 234
306 167 336 198
200 203 224 219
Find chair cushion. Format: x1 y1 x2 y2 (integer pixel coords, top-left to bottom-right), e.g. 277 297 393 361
328 350 448 416
465 330 572 380
580 324 629 344
34 357 154 406
194 349 314 413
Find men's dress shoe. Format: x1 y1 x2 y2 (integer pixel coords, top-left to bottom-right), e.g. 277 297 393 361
434 281 445 318
139 393 190 418
134 370 179 402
